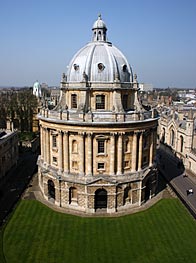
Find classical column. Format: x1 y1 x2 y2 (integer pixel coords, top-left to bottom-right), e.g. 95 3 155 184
138 132 143 171
117 133 123 175
149 131 154 166
46 128 50 165
110 133 115 175
79 132 85 175
131 132 137 172
45 128 48 163
40 125 44 160
58 130 63 172
87 133 92 176
44 127 47 163
63 131 69 174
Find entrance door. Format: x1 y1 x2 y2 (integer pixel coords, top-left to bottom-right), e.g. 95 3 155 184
95 189 107 210
48 180 55 200
145 180 151 201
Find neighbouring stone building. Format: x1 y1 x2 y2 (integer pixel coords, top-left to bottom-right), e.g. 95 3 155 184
0 122 18 179
159 106 196 174
37 15 159 214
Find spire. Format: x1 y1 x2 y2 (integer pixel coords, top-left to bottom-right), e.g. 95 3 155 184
92 14 107 42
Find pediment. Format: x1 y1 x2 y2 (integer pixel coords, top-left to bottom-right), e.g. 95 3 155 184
87 177 116 185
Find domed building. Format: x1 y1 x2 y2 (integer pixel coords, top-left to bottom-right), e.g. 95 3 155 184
33 80 42 98
37 15 159 214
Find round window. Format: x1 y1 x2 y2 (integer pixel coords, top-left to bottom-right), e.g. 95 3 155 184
73 64 79 71
98 63 105 71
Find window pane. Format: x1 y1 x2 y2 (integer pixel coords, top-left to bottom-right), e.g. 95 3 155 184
98 163 104 169
71 94 77 108
96 95 105 109
52 135 57 148
98 140 104 153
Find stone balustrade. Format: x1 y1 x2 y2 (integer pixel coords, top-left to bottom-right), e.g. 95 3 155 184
39 108 158 123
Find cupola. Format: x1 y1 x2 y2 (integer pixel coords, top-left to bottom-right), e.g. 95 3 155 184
92 14 107 42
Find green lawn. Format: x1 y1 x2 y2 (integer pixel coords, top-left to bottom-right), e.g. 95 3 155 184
1 199 196 263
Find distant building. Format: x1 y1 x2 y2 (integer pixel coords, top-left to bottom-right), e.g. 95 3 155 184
33 81 42 98
0 122 18 179
159 107 196 175
48 88 60 109
139 83 153 92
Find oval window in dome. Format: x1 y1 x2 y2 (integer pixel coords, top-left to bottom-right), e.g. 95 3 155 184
73 64 79 71
98 63 105 72
122 64 127 72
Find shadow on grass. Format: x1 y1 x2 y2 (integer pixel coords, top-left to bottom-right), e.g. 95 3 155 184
0 228 6 263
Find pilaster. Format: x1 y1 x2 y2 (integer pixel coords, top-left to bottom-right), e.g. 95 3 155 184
110 133 116 175
131 132 137 172
117 133 123 175
138 132 143 171
63 131 69 174
87 133 93 176
58 130 63 173
79 132 85 175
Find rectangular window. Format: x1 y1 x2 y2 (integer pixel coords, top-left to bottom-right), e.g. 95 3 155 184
143 136 147 149
96 95 105 109
72 161 78 170
53 156 57 164
98 140 105 154
52 135 57 148
124 140 129 153
98 163 105 170
124 160 129 168
71 94 77 109
122 94 128 110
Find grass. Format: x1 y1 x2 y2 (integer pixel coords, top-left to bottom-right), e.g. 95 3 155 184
1 199 196 263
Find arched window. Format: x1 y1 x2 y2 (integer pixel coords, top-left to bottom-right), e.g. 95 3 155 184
170 129 175 146
69 187 77 204
96 95 105 109
72 140 78 153
180 135 184 152
71 94 77 109
98 31 101 40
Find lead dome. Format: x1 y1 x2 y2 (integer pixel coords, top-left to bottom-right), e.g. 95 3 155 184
66 15 133 83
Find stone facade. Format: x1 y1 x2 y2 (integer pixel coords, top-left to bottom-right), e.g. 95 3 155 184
0 126 18 179
159 106 196 175
37 15 158 214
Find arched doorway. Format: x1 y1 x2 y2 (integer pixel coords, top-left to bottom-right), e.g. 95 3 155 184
145 180 151 201
95 189 107 210
123 187 131 205
48 180 55 200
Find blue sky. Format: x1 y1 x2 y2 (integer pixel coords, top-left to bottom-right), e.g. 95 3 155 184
0 0 195 88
